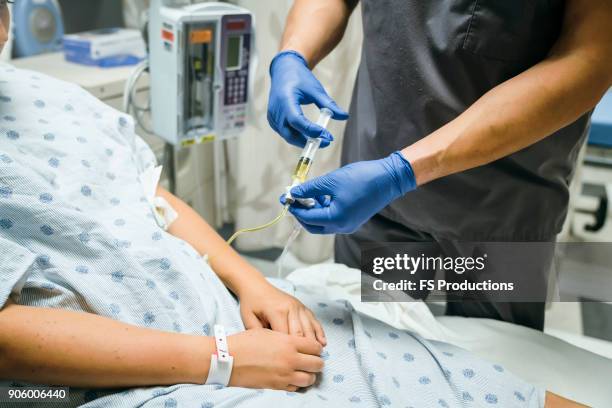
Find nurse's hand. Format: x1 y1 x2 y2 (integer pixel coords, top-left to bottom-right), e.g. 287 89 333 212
239 280 326 347
283 151 417 234
267 50 348 148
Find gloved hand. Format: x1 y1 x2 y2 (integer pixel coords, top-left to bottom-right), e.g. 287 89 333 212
268 50 349 148
281 151 417 234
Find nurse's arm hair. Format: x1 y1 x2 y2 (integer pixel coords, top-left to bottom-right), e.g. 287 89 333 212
0 298 216 387
280 0 359 67
401 0 612 186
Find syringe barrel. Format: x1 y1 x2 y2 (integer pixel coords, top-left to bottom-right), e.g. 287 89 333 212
299 107 333 161
301 137 321 161
316 107 333 128
286 108 334 204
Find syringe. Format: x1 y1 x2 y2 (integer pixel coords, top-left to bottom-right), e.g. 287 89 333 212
226 107 334 247
284 107 333 205
276 107 333 277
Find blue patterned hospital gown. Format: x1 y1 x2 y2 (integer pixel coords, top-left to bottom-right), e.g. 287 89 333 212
0 64 545 407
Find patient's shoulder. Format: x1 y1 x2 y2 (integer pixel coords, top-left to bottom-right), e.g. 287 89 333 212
0 63 82 94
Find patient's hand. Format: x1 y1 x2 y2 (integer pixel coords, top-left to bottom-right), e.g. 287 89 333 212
228 328 324 391
239 281 326 346
157 186 326 345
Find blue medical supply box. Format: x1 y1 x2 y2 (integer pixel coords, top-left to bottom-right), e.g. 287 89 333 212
63 28 146 68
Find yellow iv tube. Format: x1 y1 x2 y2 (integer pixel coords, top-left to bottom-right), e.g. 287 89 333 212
226 156 313 246
226 204 289 246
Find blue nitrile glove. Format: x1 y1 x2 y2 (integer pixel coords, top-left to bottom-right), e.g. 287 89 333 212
280 151 417 234
268 50 349 148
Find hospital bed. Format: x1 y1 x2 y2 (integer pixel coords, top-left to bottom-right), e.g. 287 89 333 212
286 263 612 408
4 58 609 406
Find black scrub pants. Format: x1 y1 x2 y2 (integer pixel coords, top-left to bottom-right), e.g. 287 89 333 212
335 213 553 331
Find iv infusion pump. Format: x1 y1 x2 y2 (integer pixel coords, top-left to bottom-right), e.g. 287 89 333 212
149 0 252 146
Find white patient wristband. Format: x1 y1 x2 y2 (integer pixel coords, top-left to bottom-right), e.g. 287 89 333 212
205 325 233 386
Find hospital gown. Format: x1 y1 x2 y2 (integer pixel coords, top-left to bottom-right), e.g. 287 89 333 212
0 64 545 408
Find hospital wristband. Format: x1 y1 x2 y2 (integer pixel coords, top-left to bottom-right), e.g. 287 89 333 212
204 325 233 386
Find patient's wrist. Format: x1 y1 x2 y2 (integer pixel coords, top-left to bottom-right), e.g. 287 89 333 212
228 269 270 298
181 335 216 384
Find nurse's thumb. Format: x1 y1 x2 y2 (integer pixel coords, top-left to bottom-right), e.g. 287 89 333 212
291 176 331 199
312 91 349 121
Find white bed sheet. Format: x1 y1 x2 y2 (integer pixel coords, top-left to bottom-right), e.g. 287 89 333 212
438 316 612 408
287 264 612 408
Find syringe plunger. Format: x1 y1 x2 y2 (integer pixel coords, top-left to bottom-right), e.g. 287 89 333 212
316 107 333 128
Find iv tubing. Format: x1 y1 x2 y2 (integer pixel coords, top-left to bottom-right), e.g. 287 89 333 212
226 204 289 246
277 220 302 278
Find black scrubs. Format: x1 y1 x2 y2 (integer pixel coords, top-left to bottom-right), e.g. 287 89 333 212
335 0 592 330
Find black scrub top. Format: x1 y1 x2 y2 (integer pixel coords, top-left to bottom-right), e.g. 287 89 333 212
342 0 591 240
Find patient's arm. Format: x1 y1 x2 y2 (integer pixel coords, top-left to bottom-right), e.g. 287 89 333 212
156 186 270 298
157 186 326 345
0 299 323 390
0 299 214 387
546 391 588 408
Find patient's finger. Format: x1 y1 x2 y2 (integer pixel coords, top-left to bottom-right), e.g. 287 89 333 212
298 308 316 341
306 309 327 346
290 371 317 388
242 311 263 329
296 354 325 373
268 311 289 334
288 308 304 337
294 335 323 356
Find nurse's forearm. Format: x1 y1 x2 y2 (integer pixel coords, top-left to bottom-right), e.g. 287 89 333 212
402 0 612 186
0 301 213 387
280 0 358 67
157 187 270 296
